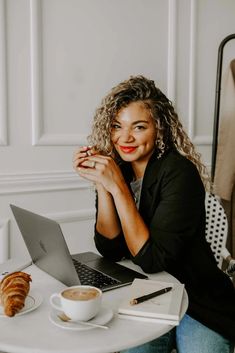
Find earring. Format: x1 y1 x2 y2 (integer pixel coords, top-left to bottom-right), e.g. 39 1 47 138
155 138 165 159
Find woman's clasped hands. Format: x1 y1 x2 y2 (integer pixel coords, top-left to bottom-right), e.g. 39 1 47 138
73 146 124 194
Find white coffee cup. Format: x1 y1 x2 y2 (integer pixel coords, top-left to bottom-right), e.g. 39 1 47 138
50 285 102 321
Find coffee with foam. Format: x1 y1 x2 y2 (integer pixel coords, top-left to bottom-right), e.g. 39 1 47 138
62 287 100 301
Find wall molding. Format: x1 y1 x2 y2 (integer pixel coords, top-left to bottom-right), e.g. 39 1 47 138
0 219 9 263
0 0 8 146
47 208 95 224
167 0 177 103
193 135 212 145
188 0 196 141
29 0 87 146
0 170 92 195
187 0 211 146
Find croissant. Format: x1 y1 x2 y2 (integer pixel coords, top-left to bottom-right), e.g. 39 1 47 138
0 271 32 317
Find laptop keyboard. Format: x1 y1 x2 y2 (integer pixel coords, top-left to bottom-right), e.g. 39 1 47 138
72 259 120 289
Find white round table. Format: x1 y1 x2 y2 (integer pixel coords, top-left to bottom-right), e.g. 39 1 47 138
0 261 188 353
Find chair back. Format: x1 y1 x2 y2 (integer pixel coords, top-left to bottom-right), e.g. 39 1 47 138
205 193 228 268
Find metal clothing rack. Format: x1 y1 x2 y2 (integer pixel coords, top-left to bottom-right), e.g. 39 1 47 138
211 34 235 181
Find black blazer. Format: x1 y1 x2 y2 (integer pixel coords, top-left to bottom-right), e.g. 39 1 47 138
94 149 235 341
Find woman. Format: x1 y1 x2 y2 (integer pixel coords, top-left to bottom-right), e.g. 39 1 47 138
73 76 235 353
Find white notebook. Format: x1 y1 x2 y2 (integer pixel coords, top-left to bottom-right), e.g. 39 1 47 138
118 279 185 325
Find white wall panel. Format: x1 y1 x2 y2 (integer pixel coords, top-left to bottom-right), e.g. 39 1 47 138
0 0 7 146
30 0 170 145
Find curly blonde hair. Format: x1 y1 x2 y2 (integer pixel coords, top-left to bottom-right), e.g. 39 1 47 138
88 75 210 189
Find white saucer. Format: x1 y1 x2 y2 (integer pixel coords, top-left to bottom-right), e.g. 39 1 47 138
49 307 114 331
0 289 43 317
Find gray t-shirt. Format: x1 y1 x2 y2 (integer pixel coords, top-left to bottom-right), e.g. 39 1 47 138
130 178 143 209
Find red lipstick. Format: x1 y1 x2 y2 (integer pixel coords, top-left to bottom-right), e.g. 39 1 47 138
119 146 137 153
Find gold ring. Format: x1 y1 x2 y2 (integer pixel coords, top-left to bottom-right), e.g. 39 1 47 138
92 161 96 168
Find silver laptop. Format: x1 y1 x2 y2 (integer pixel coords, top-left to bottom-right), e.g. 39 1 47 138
10 204 147 291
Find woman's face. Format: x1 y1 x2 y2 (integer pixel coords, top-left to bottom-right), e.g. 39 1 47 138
111 101 157 168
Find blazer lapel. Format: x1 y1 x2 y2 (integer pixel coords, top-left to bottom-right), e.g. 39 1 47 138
139 151 166 222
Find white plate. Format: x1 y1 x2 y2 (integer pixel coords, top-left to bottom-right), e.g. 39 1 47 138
0 289 43 317
49 307 114 331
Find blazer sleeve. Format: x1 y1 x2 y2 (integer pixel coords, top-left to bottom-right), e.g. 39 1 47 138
93 190 130 261
132 157 205 274
94 229 130 261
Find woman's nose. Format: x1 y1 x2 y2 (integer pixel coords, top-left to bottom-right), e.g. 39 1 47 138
121 128 135 142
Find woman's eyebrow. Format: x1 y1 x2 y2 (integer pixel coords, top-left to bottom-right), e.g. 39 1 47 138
132 120 149 125
112 119 149 124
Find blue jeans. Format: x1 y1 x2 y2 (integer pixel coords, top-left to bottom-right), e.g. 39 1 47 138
121 314 234 353
121 329 175 353
176 314 234 353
